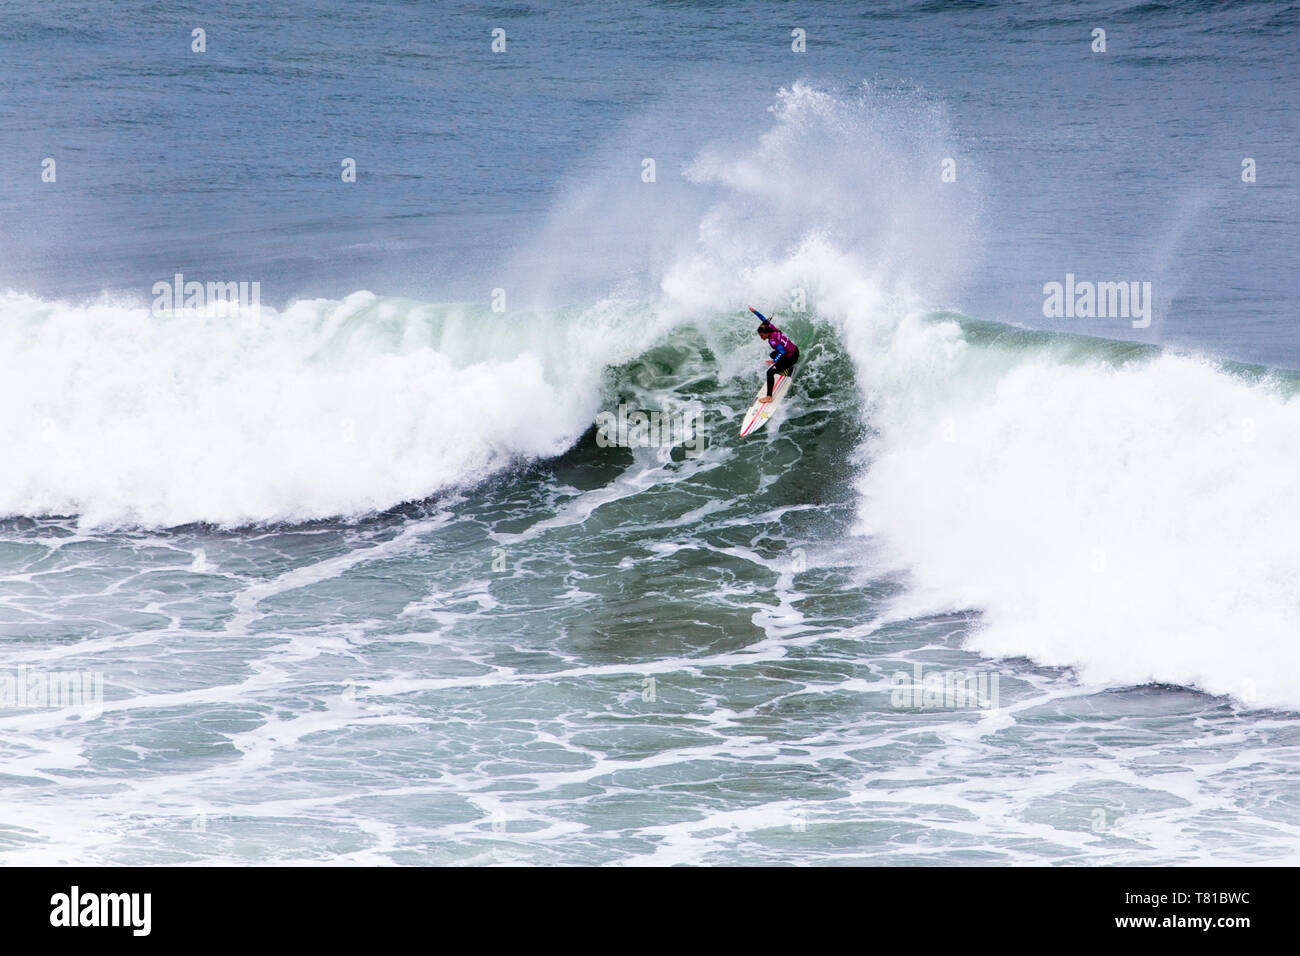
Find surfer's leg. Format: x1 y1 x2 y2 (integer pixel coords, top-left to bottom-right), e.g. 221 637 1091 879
770 352 796 389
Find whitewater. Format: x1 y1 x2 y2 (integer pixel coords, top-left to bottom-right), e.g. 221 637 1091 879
2 0 1299 864
7 83 1300 714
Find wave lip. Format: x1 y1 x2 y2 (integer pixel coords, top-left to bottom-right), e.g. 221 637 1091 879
0 290 614 528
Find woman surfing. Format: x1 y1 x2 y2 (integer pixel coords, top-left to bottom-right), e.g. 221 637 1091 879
749 307 800 403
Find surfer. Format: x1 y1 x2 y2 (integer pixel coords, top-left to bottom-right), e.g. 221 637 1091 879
750 307 799 403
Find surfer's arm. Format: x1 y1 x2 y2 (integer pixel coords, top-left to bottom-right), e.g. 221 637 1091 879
749 306 771 326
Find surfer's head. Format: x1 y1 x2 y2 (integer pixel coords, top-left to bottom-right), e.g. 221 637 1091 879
756 326 770 338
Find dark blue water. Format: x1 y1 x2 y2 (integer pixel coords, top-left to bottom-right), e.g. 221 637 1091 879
3 0 1296 361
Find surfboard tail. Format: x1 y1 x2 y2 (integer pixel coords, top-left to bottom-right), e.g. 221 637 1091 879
739 373 792 436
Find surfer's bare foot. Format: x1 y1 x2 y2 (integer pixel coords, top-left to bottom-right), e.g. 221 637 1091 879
759 395 773 404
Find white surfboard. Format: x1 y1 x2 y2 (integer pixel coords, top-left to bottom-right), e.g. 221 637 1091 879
739 372 793 437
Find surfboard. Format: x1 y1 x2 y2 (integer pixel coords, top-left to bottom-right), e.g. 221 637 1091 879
739 372 792 436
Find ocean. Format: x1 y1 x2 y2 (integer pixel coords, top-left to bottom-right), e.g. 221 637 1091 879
1 0 1298 864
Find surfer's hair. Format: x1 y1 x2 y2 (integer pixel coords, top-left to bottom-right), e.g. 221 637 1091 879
756 325 770 335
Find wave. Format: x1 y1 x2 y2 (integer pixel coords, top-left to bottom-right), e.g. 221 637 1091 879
853 307 1300 711
0 81 975 528
4 81 1296 711
639 81 1300 712
0 289 668 527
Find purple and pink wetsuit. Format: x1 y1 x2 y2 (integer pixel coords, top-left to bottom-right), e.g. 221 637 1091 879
750 308 799 396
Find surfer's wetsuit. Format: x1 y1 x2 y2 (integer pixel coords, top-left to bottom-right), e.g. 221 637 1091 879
752 309 799 396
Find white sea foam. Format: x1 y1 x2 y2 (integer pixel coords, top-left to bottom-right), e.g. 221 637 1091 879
0 290 656 527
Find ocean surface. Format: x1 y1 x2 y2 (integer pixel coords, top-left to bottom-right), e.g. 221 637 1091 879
1 0 1299 864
